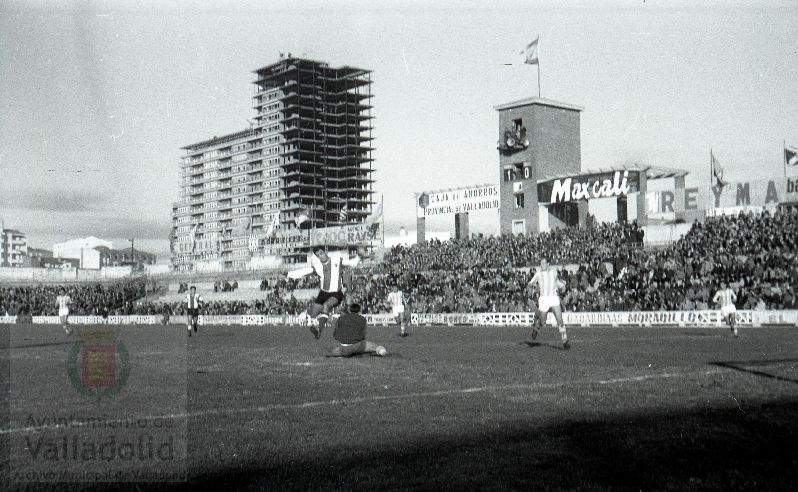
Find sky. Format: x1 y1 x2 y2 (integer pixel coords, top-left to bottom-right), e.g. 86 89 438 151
1 0 796 260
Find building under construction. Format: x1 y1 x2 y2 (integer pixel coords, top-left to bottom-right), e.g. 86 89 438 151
171 57 374 271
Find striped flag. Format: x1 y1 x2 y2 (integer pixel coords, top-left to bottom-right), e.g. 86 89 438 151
711 151 728 188
520 37 539 65
338 204 348 223
786 145 798 177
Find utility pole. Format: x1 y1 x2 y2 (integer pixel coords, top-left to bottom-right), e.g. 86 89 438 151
129 238 135 270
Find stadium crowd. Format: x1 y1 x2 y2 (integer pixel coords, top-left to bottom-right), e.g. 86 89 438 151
352 210 797 313
1 278 149 316
2 209 796 317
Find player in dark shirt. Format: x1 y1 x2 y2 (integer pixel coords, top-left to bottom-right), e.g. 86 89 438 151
328 303 388 357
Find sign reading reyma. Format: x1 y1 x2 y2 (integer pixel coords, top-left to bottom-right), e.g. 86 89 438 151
416 185 500 218
310 222 382 246
538 170 641 204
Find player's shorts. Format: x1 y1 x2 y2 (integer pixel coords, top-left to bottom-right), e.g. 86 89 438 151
537 295 561 312
392 305 405 317
316 290 345 306
721 304 737 317
58 309 69 318
187 308 199 319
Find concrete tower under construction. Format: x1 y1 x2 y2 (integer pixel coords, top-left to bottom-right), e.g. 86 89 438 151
171 57 374 271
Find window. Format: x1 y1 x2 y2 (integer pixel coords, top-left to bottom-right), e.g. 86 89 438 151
514 193 525 209
512 118 522 132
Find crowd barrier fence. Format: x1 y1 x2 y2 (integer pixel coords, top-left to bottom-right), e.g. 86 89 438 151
3 310 797 327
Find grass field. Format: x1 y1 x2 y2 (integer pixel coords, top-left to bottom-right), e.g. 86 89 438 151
2 322 798 491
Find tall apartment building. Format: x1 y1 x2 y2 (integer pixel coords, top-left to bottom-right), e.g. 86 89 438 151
171 57 374 271
1 223 27 267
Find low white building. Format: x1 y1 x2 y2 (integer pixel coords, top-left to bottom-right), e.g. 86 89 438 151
52 236 113 269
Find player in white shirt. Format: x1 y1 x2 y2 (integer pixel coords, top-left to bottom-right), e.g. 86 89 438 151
183 286 203 336
527 257 570 349
287 247 367 339
712 281 738 337
387 284 408 337
56 288 72 335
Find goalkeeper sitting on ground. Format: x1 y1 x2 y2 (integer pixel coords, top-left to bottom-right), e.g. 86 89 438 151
327 303 387 357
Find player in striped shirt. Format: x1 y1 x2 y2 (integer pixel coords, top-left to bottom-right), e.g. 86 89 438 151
387 284 408 337
527 257 570 349
56 288 72 335
712 281 738 337
287 247 366 339
184 286 203 336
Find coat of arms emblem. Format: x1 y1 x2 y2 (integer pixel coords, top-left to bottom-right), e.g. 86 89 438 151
67 325 130 398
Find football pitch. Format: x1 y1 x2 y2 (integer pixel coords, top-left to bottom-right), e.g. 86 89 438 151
2 323 798 491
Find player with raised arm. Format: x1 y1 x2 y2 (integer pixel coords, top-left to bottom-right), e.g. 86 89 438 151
184 286 203 336
56 287 72 335
528 257 570 350
387 284 408 337
287 246 367 340
713 280 738 337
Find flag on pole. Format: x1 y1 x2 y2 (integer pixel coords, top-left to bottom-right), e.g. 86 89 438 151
711 151 728 188
367 198 383 224
338 204 348 223
189 223 199 253
520 37 539 65
265 213 280 237
785 144 798 177
295 207 311 228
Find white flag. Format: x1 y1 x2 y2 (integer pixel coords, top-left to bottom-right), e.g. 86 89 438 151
189 223 199 252
265 213 280 237
367 198 383 224
520 37 539 65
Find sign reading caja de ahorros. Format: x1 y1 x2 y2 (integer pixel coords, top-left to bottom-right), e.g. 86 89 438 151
538 170 640 204
416 185 500 218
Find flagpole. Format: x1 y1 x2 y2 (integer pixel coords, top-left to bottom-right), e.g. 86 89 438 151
537 34 541 97
380 193 390 249
537 62 541 98
710 149 714 217
785 139 788 178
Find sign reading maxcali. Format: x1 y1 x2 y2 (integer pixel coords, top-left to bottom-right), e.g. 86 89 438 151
416 185 500 218
538 170 641 204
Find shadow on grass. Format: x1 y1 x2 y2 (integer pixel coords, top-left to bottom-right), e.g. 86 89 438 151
65 398 798 492
710 358 798 385
521 340 566 351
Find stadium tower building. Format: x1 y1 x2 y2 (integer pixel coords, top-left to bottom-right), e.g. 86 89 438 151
171 57 374 271
495 98 583 235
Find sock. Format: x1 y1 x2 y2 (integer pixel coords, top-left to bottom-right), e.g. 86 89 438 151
318 314 328 329
559 326 568 341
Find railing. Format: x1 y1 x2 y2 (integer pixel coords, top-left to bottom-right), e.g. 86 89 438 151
6 310 798 328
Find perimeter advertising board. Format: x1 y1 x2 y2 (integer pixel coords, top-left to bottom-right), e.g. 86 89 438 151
537 170 641 204
415 184 500 218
